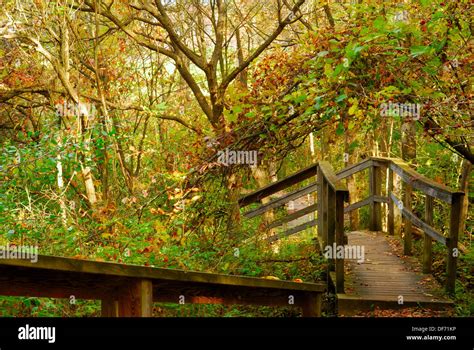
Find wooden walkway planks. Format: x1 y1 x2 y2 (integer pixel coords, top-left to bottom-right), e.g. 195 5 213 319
337 231 453 315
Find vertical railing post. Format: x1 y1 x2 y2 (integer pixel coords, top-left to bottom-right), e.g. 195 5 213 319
118 279 153 317
302 293 322 317
101 299 119 317
369 164 382 231
335 191 345 293
446 193 463 294
403 183 413 255
317 166 325 247
423 195 433 274
327 184 335 271
387 168 394 235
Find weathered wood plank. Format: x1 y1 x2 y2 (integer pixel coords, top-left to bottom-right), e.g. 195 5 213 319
238 163 318 207
423 195 433 274
388 168 395 235
101 299 119 317
446 193 463 294
266 219 318 243
243 182 318 219
319 161 348 193
403 183 413 255
389 159 460 204
390 193 446 245
344 196 372 213
343 195 387 214
0 257 325 317
336 158 372 180
327 184 336 271
340 231 453 315
302 293 322 317
266 203 318 229
369 165 382 231
335 193 345 293
118 279 153 317
0 255 326 293
373 195 388 203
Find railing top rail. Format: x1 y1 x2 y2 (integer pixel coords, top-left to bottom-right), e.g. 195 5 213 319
336 157 463 204
0 254 326 292
319 160 348 195
336 158 373 180
238 163 318 207
387 158 463 204
240 155 463 208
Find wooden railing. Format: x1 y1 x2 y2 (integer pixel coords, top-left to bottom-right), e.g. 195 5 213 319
238 161 348 293
317 161 349 293
338 157 463 293
239 157 464 295
0 254 325 316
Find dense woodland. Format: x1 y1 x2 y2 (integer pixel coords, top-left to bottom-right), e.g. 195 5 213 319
0 0 472 317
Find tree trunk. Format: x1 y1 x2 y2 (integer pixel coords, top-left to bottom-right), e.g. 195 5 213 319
225 172 243 239
251 163 276 238
459 159 472 238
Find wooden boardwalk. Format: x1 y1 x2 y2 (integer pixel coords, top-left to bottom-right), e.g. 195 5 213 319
239 157 463 315
337 231 453 315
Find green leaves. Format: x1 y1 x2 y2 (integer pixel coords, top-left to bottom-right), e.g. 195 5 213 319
335 93 347 103
314 96 324 111
294 94 308 104
345 43 366 60
410 45 432 57
336 122 345 136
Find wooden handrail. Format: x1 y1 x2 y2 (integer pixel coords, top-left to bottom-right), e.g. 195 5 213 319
238 156 463 295
388 159 461 204
319 161 349 195
242 182 317 219
0 254 325 317
390 193 447 245
238 163 318 207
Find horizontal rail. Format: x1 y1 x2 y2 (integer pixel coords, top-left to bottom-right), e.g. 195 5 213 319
388 159 461 204
344 195 387 213
267 203 317 229
336 158 373 180
319 161 348 193
267 219 318 243
0 255 325 316
0 254 323 292
238 163 318 207
390 193 447 245
243 182 318 219
373 195 389 203
344 197 372 213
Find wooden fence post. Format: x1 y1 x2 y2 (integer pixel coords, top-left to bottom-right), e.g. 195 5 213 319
302 293 322 317
446 193 463 294
335 192 345 293
403 183 413 255
369 165 382 231
423 195 433 273
387 168 394 235
101 299 119 317
118 279 153 317
327 184 335 271
317 166 325 247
